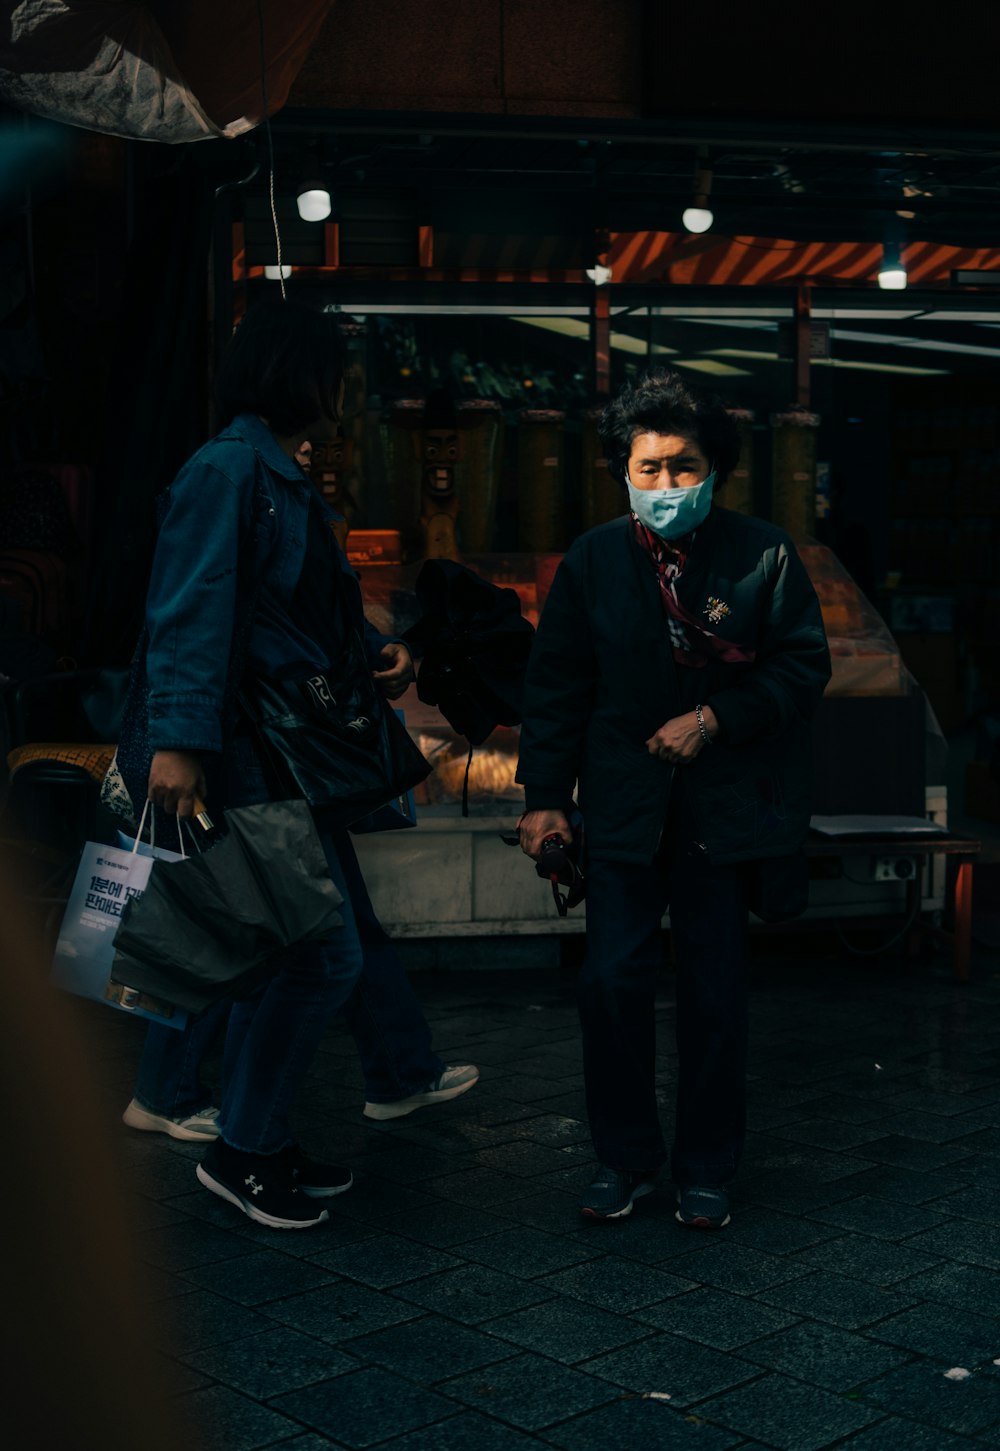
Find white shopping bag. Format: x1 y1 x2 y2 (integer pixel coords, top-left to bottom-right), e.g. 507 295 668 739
51 802 189 1030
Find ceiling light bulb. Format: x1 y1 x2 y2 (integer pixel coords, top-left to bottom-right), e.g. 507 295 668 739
682 205 714 234
585 264 613 286
265 265 292 280
296 187 331 222
878 264 908 291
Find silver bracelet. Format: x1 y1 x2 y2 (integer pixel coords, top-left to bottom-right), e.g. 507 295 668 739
695 703 712 746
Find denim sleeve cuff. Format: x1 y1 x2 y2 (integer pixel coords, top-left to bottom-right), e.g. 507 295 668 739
148 697 224 755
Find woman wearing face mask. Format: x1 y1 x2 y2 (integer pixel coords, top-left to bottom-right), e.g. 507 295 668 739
516 369 830 1230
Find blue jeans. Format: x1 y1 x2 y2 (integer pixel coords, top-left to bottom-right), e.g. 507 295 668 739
579 786 750 1186
133 735 444 1152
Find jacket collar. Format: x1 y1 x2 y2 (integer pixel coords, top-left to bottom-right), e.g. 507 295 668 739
226 412 308 484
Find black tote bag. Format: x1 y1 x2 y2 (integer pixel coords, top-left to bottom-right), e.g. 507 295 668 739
110 799 345 1015
239 631 431 823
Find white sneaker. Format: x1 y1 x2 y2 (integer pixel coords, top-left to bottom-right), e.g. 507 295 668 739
122 1098 221 1141
363 1065 479 1120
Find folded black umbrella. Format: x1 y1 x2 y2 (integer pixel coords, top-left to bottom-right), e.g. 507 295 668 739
404 559 535 747
110 799 344 1015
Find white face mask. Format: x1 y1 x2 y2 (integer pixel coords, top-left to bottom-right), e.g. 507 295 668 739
627 470 716 539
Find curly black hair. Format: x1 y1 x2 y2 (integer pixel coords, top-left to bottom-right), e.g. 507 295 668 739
215 300 346 436
597 368 741 488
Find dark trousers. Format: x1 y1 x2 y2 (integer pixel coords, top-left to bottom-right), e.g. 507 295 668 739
579 792 750 1186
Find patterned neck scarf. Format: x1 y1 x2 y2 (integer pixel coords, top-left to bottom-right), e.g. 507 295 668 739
630 514 756 668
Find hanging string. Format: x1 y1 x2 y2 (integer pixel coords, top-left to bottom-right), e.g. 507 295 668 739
255 0 285 299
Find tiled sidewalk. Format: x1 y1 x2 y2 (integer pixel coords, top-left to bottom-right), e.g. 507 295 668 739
91 946 1000 1451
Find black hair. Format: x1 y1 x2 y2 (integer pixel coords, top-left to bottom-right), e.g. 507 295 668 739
597 368 741 488
215 300 346 436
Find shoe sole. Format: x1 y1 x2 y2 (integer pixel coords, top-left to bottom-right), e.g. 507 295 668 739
363 1071 480 1120
580 1180 656 1221
196 1163 329 1229
122 1102 220 1142
298 1174 354 1199
675 1209 730 1229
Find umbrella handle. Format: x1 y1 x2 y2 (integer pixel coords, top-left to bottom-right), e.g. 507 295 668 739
192 797 214 833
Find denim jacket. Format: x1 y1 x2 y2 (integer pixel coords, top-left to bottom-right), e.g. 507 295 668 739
144 413 392 755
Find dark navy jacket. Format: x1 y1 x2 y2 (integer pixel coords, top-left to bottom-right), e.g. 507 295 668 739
516 508 831 866
141 413 392 756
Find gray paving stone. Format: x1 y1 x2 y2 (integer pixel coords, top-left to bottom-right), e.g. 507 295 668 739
260 1280 421 1344
378 1409 563 1450
796 1094 896 1126
420 1168 543 1208
827 1165 973 1207
697 1370 881 1450
926 1189 1000 1226
377 1202 515 1247
137 1220 256 1273
770 1119 890 1153
942 1155 1000 1189
185 1326 358 1400
890 1260 1000 1318
542 1396 745 1449
535 1256 697 1314
461 1228 601 1279
869 1304 1000 1364
486 1298 649 1365
394 1265 552 1323
740 1321 913 1392
360 1145 460 1184
158 1291 273 1354
183 1248 337 1306
310 1237 463 1289
859 1361 1000 1438
440 1352 617 1431
157 1353 212 1396
737 1173 859 1217
834 1418 985 1450
806 1195 949 1241
662 1242 810 1296
274 1437 341 1449
760 1269 918 1330
581 1332 759 1407
899 1220 1000 1269
128 1193 192 1232
790 1234 944 1286
270 1366 459 1448
847 1136 975 1174
637 1286 800 1350
725 1208 840 1256
506 1113 592 1146
876 1112 996 1145
175 1384 304 1451
494 1189 590 1236
343 1314 515 1380
329 1178 440 1223
478 1142 591 1178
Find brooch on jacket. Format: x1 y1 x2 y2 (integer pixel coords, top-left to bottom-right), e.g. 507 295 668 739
704 596 731 626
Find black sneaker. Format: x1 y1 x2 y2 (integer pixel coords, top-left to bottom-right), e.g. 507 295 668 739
285 1145 353 1199
675 1185 731 1229
580 1165 657 1220
196 1140 329 1229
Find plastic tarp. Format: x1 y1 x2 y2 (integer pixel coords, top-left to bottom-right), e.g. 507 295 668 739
0 0 334 143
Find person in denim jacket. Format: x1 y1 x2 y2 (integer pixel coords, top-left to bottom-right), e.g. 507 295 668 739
115 303 477 1229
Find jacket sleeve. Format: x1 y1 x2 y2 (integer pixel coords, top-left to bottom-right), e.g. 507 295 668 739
707 541 831 746
515 553 598 813
145 457 248 755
